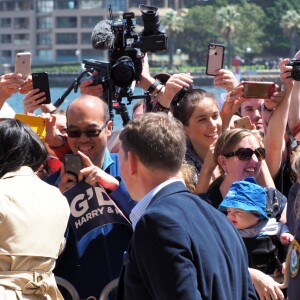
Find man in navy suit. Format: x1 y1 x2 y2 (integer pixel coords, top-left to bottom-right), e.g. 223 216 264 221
116 112 257 300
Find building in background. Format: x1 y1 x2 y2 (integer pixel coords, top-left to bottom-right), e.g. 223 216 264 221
0 0 198 66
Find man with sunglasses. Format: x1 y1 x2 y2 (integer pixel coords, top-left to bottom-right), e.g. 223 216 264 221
45 94 136 299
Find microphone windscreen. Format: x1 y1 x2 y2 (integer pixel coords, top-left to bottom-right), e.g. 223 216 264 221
91 19 114 50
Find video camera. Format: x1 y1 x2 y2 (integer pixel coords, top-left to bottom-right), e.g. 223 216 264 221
83 4 168 104
287 57 300 81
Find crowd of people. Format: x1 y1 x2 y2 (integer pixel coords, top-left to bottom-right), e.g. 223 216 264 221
1 49 300 300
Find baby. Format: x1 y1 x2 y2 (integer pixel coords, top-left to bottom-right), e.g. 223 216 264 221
218 177 293 245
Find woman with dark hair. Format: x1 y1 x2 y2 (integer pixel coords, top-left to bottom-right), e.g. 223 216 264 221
150 72 244 193
172 88 223 193
173 89 221 168
0 119 70 299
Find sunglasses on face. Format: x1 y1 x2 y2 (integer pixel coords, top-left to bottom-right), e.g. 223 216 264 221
66 121 108 138
223 147 266 161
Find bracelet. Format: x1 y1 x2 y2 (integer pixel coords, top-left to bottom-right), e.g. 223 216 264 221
152 101 170 113
262 103 274 112
147 79 161 94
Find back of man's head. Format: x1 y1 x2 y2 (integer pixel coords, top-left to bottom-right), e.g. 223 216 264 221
119 113 186 173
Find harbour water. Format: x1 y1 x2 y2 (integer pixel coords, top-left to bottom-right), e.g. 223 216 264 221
7 85 224 130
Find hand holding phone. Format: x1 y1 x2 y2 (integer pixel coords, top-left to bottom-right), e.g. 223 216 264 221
243 81 276 99
234 116 253 130
15 52 31 79
206 43 225 76
63 154 84 180
32 72 51 104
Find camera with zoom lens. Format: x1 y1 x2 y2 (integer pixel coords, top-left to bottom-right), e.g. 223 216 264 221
287 58 300 81
84 4 168 102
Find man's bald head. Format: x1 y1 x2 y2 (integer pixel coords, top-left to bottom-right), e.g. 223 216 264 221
67 95 110 123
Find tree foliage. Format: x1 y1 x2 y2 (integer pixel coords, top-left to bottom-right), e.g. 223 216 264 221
161 9 185 69
280 10 300 57
164 0 300 68
176 5 220 66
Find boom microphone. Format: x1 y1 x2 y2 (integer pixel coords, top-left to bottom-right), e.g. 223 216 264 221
91 19 114 50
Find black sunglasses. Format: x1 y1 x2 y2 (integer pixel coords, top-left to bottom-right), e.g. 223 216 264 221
67 121 108 138
223 147 266 161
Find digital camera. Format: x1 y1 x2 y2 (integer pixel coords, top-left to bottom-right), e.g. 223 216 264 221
287 58 300 81
84 4 167 102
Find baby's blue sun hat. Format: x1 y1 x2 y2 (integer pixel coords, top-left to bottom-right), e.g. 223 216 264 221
218 177 269 220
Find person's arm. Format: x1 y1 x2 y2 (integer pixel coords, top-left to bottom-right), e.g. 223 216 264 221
261 87 283 134
249 267 285 300
214 69 239 92
155 73 193 109
264 59 293 179
289 81 300 134
195 141 219 194
256 159 276 188
23 88 48 114
287 51 300 133
219 84 245 131
76 151 136 218
0 73 24 109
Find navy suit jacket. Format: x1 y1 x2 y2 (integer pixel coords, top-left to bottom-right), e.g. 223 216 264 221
117 181 257 300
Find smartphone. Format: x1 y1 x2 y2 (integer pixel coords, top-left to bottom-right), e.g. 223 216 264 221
63 154 84 179
32 72 51 104
243 81 276 99
15 52 31 79
206 43 225 76
234 116 253 130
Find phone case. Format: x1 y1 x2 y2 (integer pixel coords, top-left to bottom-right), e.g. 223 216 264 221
15 113 46 141
15 52 31 79
243 81 276 99
206 44 225 76
63 154 84 179
32 72 51 104
234 116 252 130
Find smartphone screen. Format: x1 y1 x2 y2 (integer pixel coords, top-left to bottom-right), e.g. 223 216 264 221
206 43 225 76
32 72 51 104
243 81 276 99
63 154 84 179
15 52 31 79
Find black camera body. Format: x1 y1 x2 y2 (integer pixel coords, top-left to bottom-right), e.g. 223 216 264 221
85 4 167 102
287 59 300 81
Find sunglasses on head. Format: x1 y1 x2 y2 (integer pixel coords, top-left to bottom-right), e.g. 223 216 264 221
223 147 266 161
67 121 108 138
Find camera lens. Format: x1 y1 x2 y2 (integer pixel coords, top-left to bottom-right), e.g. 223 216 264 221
139 4 163 36
111 56 135 87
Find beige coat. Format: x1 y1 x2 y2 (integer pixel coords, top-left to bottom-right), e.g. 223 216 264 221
0 166 70 299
